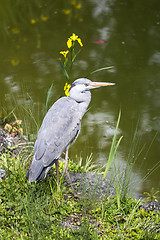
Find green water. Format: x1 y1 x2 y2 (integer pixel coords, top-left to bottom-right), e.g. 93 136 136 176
0 0 160 196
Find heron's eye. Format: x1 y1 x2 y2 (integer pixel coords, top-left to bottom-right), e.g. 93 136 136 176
84 83 88 87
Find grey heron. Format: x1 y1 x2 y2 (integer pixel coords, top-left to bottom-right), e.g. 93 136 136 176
26 78 115 196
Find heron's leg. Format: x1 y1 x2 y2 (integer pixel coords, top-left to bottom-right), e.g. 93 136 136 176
65 169 77 198
62 149 78 197
55 160 60 192
62 148 69 175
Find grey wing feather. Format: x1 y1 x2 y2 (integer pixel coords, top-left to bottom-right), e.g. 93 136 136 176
27 97 81 181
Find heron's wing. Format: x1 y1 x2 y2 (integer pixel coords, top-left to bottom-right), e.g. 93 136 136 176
34 97 81 167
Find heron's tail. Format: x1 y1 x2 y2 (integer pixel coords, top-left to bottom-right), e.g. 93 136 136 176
26 167 46 182
26 155 44 182
26 157 57 182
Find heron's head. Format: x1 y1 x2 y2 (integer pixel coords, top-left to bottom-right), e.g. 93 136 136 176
69 78 115 103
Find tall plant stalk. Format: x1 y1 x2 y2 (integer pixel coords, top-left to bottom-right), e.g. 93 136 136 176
103 111 123 179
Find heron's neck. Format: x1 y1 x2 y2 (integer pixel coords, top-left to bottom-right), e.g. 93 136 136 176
69 91 91 118
78 100 91 118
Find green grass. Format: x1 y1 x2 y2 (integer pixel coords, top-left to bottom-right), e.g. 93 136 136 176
0 98 160 239
0 150 160 239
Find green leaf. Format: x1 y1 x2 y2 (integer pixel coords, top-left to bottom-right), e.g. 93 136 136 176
72 49 81 63
86 66 114 78
59 60 69 80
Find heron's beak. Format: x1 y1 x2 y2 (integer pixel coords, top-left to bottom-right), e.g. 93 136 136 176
89 82 115 89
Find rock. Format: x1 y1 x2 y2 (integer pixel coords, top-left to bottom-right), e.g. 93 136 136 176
0 128 22 180
0 128 30 156
0 128 20 155
64 172 116 199
140 201 160 212
0 128 32 180
64 172 160 211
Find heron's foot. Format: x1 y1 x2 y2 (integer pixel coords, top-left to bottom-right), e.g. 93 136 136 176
64 169 78 198
69 184 78 198
72 190 78 198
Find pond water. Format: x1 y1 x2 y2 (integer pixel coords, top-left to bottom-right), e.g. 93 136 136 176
0 0 160 197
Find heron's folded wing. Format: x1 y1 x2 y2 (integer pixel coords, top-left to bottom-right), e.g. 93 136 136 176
34 97 81 167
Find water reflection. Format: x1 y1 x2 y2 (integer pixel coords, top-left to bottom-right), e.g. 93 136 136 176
0 0 160 196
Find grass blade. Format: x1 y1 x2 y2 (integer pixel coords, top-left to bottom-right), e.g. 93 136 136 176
43 83 54 116
103 111 122 179
86 66 114 78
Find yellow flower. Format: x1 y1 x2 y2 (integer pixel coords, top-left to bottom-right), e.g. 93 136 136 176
60 50 69 58
77 38 83 47
40 15 48 22
70 33 78 41
68 33 83 47
76 3 81 9
67 38 72 48
4 123 12 132
30 19 37 24
64 83 71 97
11 59 20 66
62 9 71 15
17 127 23 135
70 0 76 5
12 120 22 126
